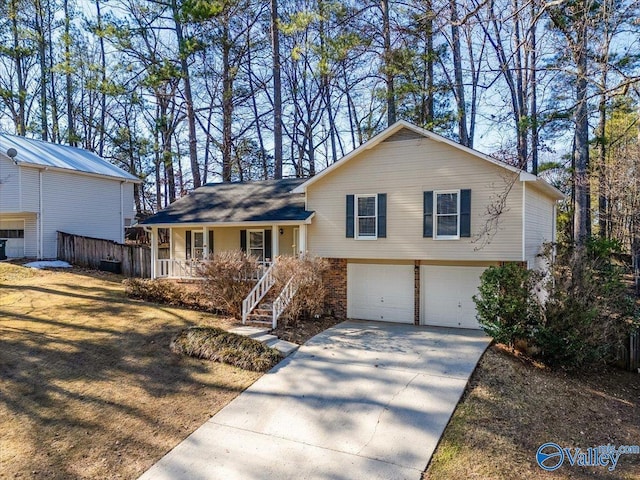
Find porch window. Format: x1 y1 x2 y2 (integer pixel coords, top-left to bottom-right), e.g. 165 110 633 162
248 230 265 260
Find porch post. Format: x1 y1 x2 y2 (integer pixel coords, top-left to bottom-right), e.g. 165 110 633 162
271 224 279 260
168 228 174 277
150 227 157 279
203 226 209 259
299 224 307 257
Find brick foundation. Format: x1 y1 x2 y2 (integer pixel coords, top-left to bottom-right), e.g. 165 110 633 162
323 258 347 319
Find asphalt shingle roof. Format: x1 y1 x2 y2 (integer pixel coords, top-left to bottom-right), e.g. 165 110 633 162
0 133 139 181
141 178 312 225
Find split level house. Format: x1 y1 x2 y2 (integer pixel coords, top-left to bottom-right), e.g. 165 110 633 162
0 134 139 259
142 121 563 330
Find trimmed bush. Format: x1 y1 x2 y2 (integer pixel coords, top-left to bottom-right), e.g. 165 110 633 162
170 326 281 372
473 239 638 369
272 255 329 325
198 250 260 318
473 263 543 348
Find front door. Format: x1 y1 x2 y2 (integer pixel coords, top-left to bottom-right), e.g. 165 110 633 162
293 227 299 257
193 231 204 259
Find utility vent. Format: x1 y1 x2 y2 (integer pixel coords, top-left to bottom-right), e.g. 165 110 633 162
383 128 423 142
124 218 132 227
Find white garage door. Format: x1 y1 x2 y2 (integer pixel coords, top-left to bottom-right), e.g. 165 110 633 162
421 265 486 329
0 219 25 258
347 263 414 323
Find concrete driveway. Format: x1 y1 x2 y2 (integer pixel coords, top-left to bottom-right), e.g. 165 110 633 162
139 320 491 480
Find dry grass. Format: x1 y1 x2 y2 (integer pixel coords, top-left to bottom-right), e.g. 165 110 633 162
0 263 260 479
170 326 282 372
424 345 640 479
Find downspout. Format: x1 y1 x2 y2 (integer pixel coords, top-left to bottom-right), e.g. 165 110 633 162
39 169 43 259
522 181 526 266
120 181 124 243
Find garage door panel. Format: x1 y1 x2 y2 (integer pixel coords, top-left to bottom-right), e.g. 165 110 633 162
421 265 485 329
347 264 414 324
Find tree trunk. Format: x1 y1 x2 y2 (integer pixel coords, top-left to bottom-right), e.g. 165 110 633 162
450 0 469 146
271 0 283 178
170 0 201 189
96 0 107 156
381 0 396 126
63 0 76 145
10 0 26 136
221 22 233 182
35 0 48 140
573 39 590 244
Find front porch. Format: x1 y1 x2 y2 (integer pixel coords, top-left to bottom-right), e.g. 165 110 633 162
148 223 308 280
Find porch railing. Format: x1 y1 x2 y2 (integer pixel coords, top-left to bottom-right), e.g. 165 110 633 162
156 259 271 280
242 262 276 324
272 276 298 329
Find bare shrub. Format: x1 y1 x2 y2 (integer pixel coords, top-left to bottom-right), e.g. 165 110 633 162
198 250 260 318
272 255 329 325
123 278 203 308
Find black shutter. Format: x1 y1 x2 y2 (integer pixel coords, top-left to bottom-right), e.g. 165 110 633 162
186 230 192 259
377 193 387 238
423 192 433 238
208 230 214 256
240 229 247 252
346 194 355 238
264 230 272 260
460 189 471 237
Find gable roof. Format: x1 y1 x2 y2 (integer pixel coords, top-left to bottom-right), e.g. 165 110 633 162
292 120 564 200
0 133 139 182
141 178 313 226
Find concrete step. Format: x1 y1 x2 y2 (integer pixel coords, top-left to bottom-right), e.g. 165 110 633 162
269 339 299 357
252 333 279 344
227 325 299 358
246 313 272 323
227 326 271 338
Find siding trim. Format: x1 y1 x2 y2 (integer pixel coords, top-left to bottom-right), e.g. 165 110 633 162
522 181 526 262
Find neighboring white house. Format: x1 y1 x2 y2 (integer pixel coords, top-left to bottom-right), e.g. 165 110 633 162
142 121 563 329
0 134 139 259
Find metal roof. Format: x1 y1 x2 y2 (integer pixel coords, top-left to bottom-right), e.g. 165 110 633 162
141 178 313 225
0 133 139 181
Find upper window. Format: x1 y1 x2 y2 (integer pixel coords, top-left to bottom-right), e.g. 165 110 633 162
356 194 377 239
435 191 460 239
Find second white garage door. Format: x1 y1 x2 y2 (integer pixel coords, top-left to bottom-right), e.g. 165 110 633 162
421 265 486 329
347 263 414 323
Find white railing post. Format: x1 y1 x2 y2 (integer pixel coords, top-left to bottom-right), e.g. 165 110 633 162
241 261 277 324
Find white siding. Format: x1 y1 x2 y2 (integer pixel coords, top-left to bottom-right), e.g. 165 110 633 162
20 166 39 211
524 184 555 268
24 215 37 257
306 137 524 261
40 170 129 258
0 156 21 211
123 182 136 223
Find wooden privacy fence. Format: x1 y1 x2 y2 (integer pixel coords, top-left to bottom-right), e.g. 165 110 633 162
57 231 151 278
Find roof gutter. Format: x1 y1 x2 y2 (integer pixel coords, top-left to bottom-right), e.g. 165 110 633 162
141 215 315 229
13 159 141 183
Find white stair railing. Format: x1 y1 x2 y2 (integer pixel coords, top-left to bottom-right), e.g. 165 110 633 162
272 276 299 329
242 262 276 324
